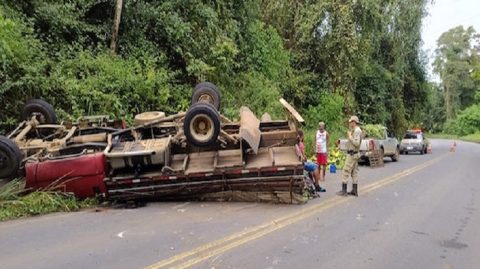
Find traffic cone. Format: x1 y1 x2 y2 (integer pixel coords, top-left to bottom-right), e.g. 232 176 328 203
450 141 456 152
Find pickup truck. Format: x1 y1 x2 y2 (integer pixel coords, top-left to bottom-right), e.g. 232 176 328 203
20 83 310 204
399 129 430 155
339 126 400 163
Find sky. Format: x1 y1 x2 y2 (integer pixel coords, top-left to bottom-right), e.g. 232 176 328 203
421 0 480 79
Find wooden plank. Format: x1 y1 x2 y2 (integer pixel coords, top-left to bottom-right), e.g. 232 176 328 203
239 106 261 154
279 98 304 124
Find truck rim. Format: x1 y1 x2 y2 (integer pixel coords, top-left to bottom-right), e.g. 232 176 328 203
189 114 215 143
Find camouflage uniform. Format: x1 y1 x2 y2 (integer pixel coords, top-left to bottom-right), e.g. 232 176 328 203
342 126 362 184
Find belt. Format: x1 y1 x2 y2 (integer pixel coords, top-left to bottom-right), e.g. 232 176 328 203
347 150 359 155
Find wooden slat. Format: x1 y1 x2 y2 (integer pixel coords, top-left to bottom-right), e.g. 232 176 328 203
279 98 304 124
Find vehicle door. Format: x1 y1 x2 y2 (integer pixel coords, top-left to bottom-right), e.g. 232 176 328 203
383 129 396 155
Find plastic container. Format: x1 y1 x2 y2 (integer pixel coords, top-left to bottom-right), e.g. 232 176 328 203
330 163 337 173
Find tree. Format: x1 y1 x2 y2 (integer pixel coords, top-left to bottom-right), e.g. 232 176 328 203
110 0 123 54
0 0 431 136
433 26 480 120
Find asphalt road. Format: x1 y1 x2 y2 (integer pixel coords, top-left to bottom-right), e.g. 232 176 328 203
0 139 479 269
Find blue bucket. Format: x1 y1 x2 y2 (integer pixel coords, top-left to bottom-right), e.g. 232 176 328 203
330 163 337 173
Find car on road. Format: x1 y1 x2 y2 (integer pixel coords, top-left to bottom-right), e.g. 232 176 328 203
400 129 429 155
339 126 400 163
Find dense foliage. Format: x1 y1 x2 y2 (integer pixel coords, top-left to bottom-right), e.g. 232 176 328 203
1 0 430 136
433 26 480 137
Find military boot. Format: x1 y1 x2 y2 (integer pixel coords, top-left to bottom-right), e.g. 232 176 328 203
337 183 347 196
348 183 358 196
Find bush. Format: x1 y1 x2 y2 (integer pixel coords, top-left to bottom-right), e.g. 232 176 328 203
444 104 480 136
301 93 346 158
220 72 283 120
0 6 47 130
42 50 186 121
362 124 386 139
303 93 345 132
461 131 480 143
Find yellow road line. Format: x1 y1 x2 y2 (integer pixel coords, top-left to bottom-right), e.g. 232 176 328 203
145 153 450 269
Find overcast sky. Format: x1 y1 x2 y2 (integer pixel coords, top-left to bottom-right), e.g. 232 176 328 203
422 0 480 79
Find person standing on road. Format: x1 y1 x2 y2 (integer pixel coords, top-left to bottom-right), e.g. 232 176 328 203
314 122 328 192
339 116 363 197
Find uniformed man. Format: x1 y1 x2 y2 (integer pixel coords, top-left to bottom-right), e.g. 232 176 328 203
338 115 363 196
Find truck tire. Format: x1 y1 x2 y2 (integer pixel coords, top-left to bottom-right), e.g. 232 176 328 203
184 102 220 147
0 135 22 180
391 148 400 162
134 111 166 126
420 147 425 155
21 99 57 124
191 82 221 110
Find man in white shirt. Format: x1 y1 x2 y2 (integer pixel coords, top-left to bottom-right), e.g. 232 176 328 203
314 122 328 192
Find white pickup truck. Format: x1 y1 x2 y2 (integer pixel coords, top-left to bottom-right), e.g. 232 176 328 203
339 127 400 162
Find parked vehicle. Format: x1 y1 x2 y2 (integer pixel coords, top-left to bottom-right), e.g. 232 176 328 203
400 129 429 155
338 126 400 163
21 83 308 203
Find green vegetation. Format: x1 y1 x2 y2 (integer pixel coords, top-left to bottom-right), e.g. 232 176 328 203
1 0 430 136
461 132 480 143
427 132 480 144
0 179 96 221
362 124 386 139
431 26 480 138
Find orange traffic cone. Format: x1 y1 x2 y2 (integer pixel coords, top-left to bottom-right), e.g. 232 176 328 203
427 143 432 154
450 141 456 152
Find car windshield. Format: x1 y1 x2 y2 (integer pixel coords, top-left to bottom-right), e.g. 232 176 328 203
404 133 420 139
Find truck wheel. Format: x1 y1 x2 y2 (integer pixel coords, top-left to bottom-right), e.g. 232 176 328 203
420 147 425 155
21 99 57 124
191 82 221 110
134 111 166 126
184 102 220 147
391 148 400 162
0 136 22 180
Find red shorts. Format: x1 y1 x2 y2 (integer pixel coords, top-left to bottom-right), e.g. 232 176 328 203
316 153 328 165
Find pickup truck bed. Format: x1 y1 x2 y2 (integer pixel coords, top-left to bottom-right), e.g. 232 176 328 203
338 127 400 163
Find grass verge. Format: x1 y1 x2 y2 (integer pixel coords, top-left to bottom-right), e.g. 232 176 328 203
0 179 97 222
427 132 480 144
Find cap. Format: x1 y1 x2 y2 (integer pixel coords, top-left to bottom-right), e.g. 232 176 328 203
348 116 360 124
318 121 325 127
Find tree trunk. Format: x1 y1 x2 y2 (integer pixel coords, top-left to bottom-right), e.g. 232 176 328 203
109 0 124 54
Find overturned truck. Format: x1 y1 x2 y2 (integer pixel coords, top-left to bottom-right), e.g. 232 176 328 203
14 83 308 203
